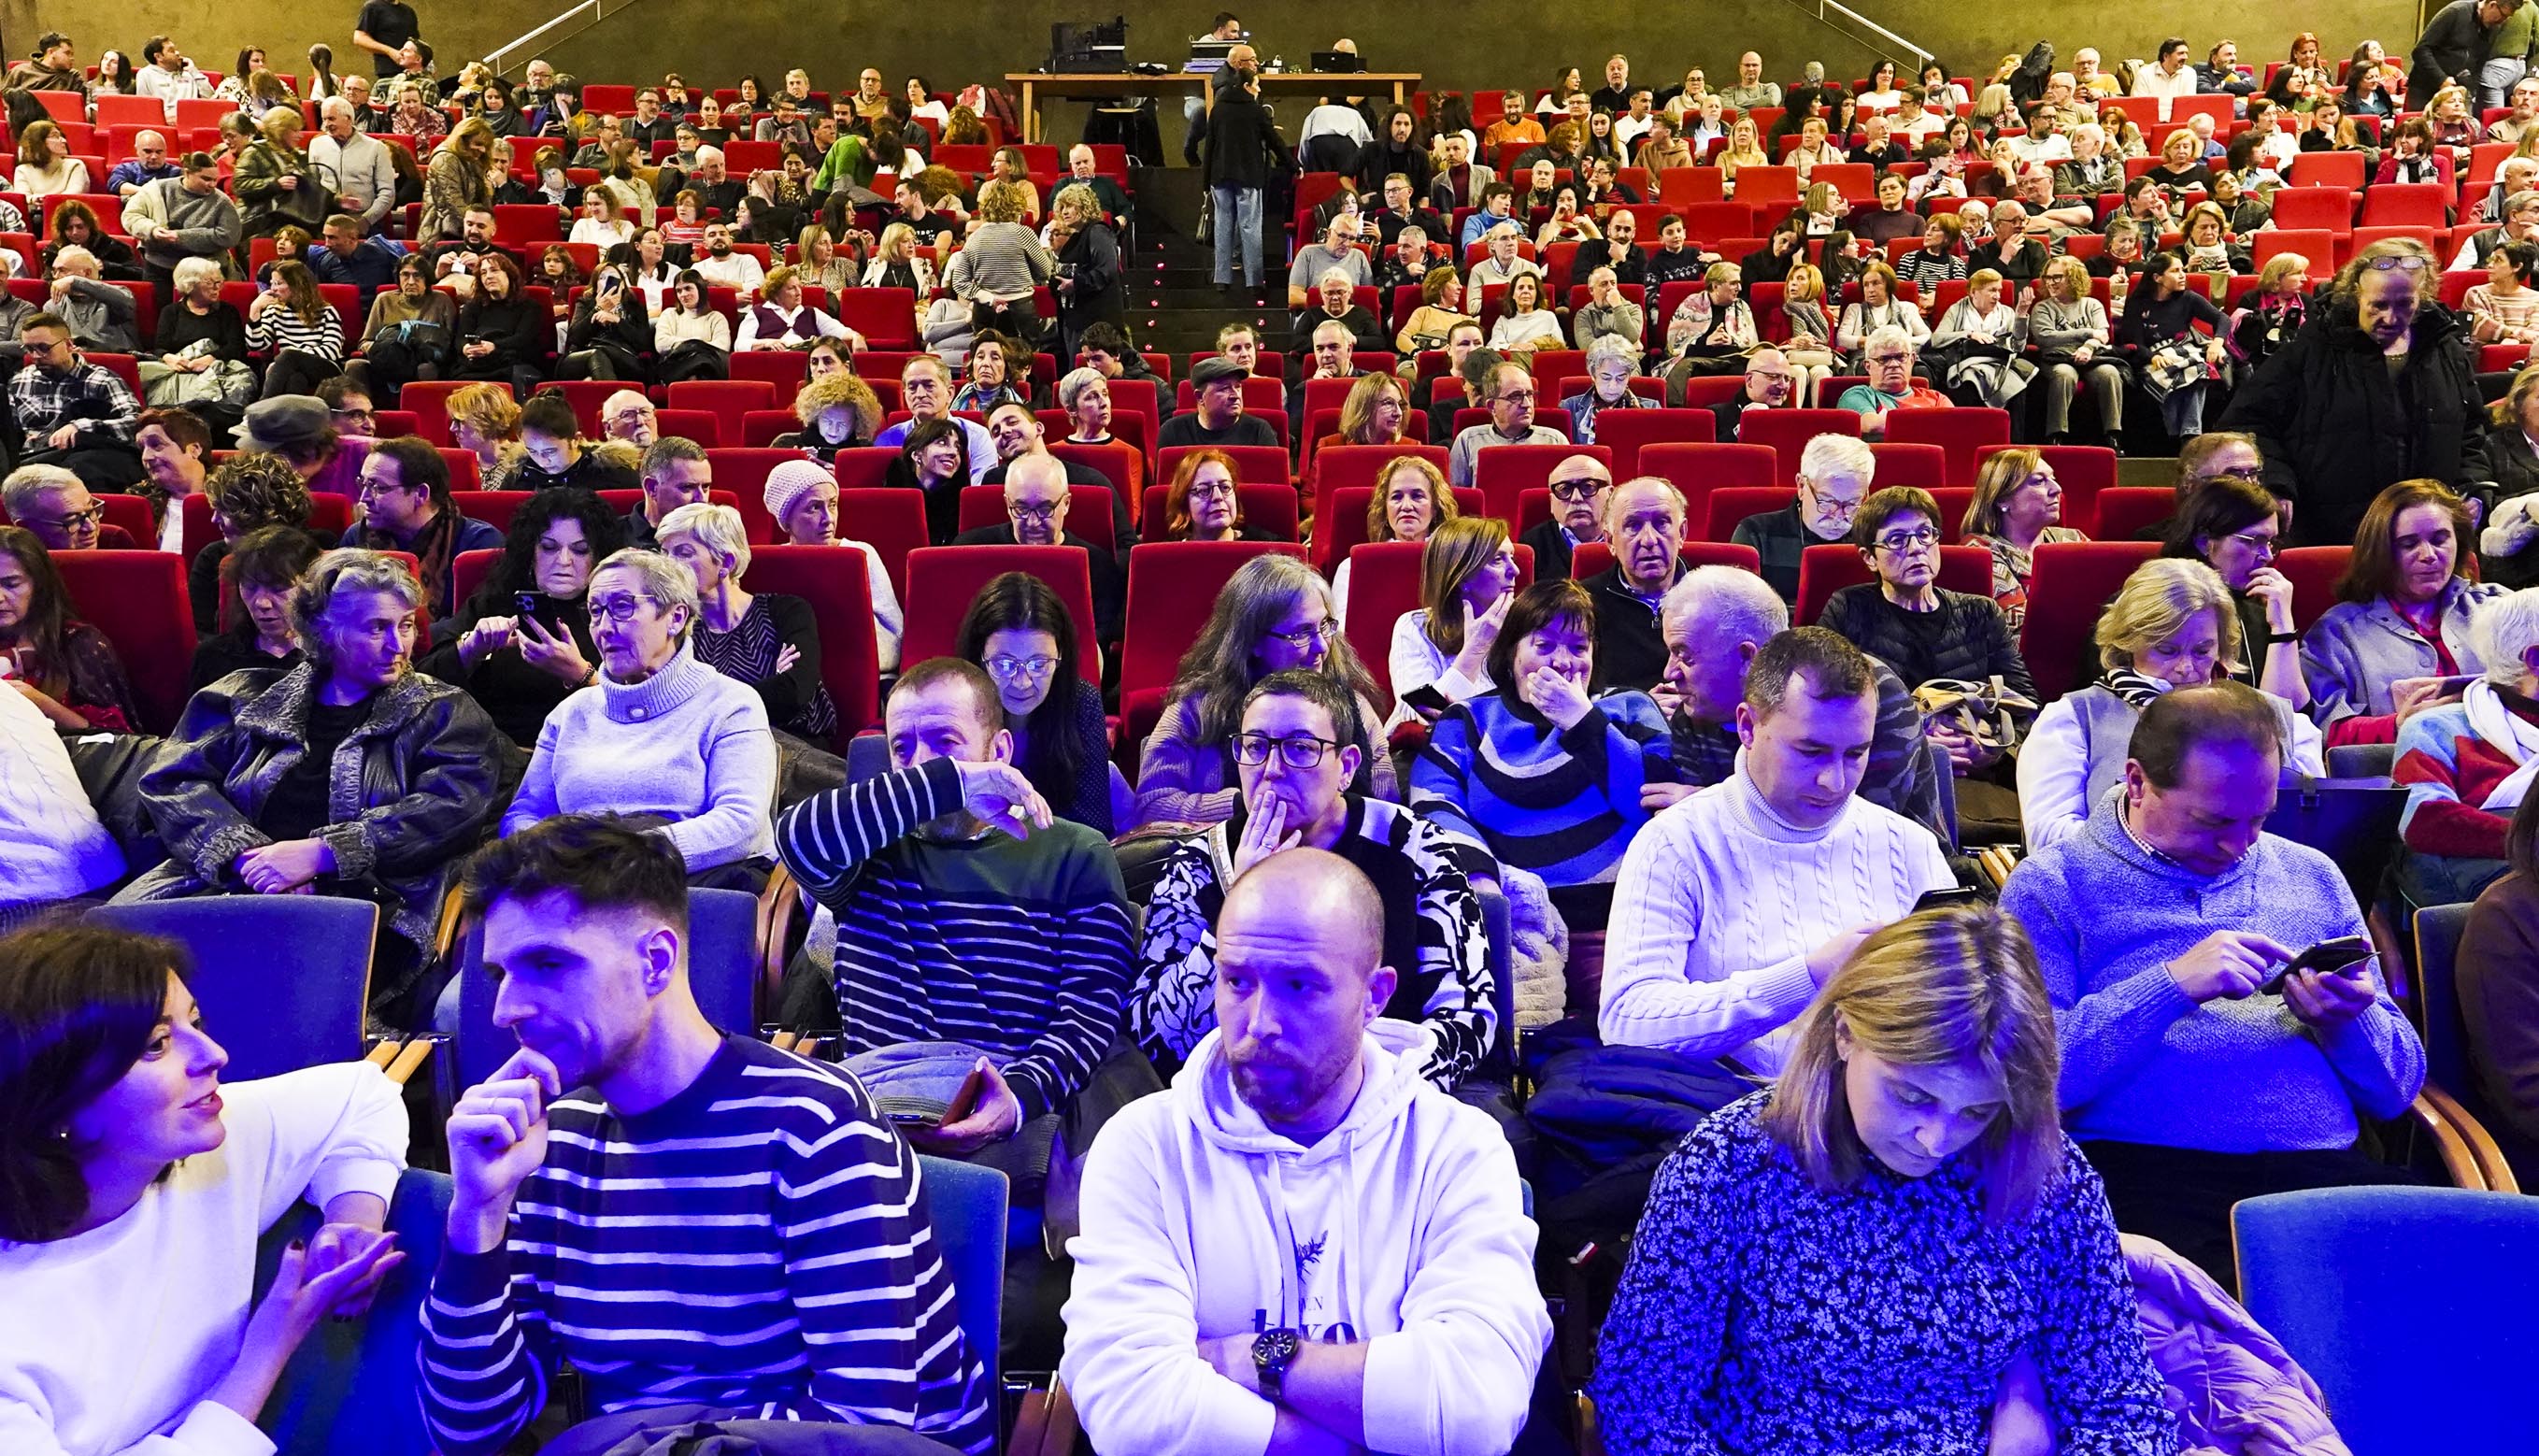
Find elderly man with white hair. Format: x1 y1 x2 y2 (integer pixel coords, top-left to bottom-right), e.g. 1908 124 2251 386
600 389 658 449
1650 564 1945 833
1731 433 1874 605
2 463 135 550
1833 325 1950 438
307 96 397 232
1286 209 1370 311
1466 223 1540 292
2389 587 2539 903
1581 476 1690 691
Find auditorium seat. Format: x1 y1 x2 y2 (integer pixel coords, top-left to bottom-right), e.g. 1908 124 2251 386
1794 542 1991 627
739 544 883 737
2017 540 2164 698
53 548 193 733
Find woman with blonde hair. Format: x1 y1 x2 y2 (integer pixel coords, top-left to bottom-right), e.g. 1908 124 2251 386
2227 250 2312 378
2020 558 2322 846
1396 265 1477 355
443 382 522 484
421 119 499 243
2029 254 2123 447
1716 115 1770 191
1386 515 1519 729
232 107 323 238
567 186 633 249
951 178 1056 341
769 372 887 462
1777 262 1837 405
1961 448 2090 632
861 221 940 294
1330 371 1412 449
942 106 989 147
1594 905 2174 1452
1134 551 1395 826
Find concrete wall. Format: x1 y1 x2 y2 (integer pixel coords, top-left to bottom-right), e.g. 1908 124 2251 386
3 0 2423 119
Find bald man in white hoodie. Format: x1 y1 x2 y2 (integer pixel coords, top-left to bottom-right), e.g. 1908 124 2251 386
1060 849 1548 1456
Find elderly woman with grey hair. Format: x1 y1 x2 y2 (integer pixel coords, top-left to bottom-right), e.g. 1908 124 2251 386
501 547 780 888
1561 334 1657 445
119 549 501 1011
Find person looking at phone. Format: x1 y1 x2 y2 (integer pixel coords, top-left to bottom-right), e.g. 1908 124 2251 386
420 489 624 753
2302 478 2505 748
1064 847 1549 1456
419 815 992 1455
509 393 640 494
2389 586 2539 905
1604 627 1954 1078
2000 680 2428 1289
775 658 1136 1168
1129 669 1493 1088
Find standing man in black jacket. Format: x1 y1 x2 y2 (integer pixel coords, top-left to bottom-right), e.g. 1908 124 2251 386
2412 0 2526 110
1200 47 1283 292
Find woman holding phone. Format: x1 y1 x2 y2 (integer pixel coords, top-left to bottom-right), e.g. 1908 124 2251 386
2301 479 2504 748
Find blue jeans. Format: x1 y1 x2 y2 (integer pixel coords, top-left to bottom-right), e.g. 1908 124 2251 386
1212 183 1263 285
2156 380 2206 436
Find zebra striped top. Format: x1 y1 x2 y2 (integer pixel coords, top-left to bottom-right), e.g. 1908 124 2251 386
416 1035 991 1455
776 754 1134 1122
245 302 345 363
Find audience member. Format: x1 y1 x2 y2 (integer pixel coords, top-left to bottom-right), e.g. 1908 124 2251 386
1064 848 1547 1456
420 816 991 1453
1834 326 1950 438
1332 455 1458 623
950 455 1125 646
0 525 140 733
1448 361 1568 487
8 312 143 492
1602 627 1954 1074
772 372 885 461
189 525 319 692
2303 479 2504 746
956 570 1115 835
121 550 500 1001
875 355 997 480
656 499 842 780
1158 355 1279 448
420 489 623 751
188 453 318 634
1593 906 2175 1453
2388 586 2539 904
1519 452 1613 581
340 437 504 619
1159 448 1277 543
1383 516 1519 731
1138 553 1397 826
1579 476 1689 692
1705 347 1798 437
2157 473 2311 706
776 658 1136 1172
0 924 409 1454
2001 681 2427 1288
2457 785 2539 1158
0 464 134 552
1129 670 1492 1087
2022 558 2326 850
1961 448 2090 633
1733 433 1872 604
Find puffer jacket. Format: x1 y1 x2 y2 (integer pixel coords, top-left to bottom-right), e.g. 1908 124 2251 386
1816 583 2041 728
2123 1235 2349 1455
126 664 500 949
2218 299 2493 548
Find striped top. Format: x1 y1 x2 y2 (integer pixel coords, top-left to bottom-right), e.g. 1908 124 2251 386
416 1035 991 1455
1410 688 1678 892
777 754 1134 1121
246 303 346 363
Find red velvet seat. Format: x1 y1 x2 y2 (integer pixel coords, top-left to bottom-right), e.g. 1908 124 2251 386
1587 408 1716 478
1640 442 1781 541
1734 407 1864 487
670 381 778 455
2017 540 2166 699
1865 442 1949 492
2277 546 2354 635
2091 486 2178 543
1120 540 1308 701
699 448 800 544
1571 540 1762 578
654 407 722 449
835 488 931 603
900 545 1098 682
727 349 812 406
398 380 497 449
177 493 354 568
1704 486 1796 542
529 379 616 435
51 549 193 733
1881 407 2010 486
738 544 882 736
1339 539 1534 705
1794 542 1991 627
1310 443 1448 497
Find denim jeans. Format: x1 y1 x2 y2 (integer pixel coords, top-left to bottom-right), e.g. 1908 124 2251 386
1212 183 1263 285
2483 58 2530 112
2155 380 2206 436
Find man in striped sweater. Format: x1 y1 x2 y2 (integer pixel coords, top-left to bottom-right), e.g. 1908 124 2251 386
419 816 991 1455
777 658 1135 1161
1130 670 1494 1088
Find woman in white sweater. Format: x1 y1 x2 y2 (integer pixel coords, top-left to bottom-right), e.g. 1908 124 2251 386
0 924 409 1456
502 548 779 888
1387 516 1518 731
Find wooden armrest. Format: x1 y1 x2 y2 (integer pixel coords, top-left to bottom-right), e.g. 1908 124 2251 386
363 1037 436 1086
756 860 799 1017
2405 1091 2487 1190
2420 1083 2521 1194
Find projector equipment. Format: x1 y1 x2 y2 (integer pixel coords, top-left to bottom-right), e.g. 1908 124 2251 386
1051 18 1128 74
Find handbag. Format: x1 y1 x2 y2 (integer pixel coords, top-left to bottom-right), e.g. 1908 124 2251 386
1913 676 2038 758
2138 335 2209 401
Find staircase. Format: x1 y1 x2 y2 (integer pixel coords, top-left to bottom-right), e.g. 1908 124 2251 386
1122 167 1294 359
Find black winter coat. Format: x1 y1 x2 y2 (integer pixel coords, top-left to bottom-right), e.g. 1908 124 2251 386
1817 585 2039 731
2218 298 2493 547
1203 85 1287 189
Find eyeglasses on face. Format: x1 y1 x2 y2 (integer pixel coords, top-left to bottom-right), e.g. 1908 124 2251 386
984 653 1058 679
1007 502 1065 524
1548 479 1608 503
1268 617 1340 649
1229 731 1345 768
1874 527 1938 553
1187 479 1236 501
586 593 663 622
35 504 103 530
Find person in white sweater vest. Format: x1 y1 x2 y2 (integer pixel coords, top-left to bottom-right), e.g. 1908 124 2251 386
504 549 777 883
0 682 123 925
1603 628 1955 1075
0 924 409 1456
1062 849 1550 1456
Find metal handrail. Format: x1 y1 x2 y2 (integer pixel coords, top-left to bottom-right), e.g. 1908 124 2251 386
484 0 638 76
1789 0 1933 69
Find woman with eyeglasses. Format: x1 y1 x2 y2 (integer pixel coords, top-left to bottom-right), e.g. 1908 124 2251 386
0 526 142 735
956 571 1118 835
418 489 623 757
2300 478 2505 748
2218 236 2492 547
501 547 777 891
1159 449 1276 544
655 502 840 790
1134 552 1396 829
2146 474 2310 706
121 550 500 1002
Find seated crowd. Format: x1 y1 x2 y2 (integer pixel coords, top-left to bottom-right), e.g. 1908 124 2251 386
0 20 2531 1456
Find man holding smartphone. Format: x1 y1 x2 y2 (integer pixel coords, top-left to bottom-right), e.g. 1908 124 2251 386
2002 681 2427 1291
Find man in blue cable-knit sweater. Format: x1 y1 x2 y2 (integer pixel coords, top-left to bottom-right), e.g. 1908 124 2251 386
2000 679 2426 1289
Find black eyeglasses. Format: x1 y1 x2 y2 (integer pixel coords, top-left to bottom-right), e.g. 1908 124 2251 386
1230 732 1345 768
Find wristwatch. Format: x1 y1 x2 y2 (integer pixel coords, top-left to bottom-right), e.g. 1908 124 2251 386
1251 1327 1301 1403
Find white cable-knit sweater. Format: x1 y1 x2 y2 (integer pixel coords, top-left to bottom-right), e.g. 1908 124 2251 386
1600 758 1953 1073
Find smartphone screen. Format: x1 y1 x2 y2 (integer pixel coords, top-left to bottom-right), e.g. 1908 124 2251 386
2262 936 2373 994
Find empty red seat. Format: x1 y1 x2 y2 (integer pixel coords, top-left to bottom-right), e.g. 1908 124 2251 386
1639 442 1781 541
1588 407 1716 478
900 546 1098 681
1865 442 1949 492
1731 408 1863 488
737 544 882 736
834 289 920 350
1794 543 1991 627
2276 546 2353 635
727 349 812 406
836 488 930 603
1121 540 1309 701
700 448 802 545
1881 407 2010 485
671 382 778 459
51 549 193 734
2017 540 2165 698
1703 485 1796 541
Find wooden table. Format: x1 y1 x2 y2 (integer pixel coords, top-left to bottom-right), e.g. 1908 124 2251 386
1006 71 1420 144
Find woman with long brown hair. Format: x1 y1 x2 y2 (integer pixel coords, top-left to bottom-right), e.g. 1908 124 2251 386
2301 478 2505 747
0 525 142 733
1385 515 1518 729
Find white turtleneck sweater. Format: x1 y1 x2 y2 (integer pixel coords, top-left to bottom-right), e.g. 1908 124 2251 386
503 643 778 870
1600 758 1952 1073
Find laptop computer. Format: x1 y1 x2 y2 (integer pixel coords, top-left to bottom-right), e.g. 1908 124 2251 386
1309 50 1366 74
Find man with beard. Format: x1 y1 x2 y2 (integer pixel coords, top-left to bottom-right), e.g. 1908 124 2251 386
420 815 993 1455
1063 842 1548 1456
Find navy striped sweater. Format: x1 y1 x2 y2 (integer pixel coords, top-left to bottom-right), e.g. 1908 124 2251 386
416 1035 991 1454
1410 689 1678 892
776 754 1134 1121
